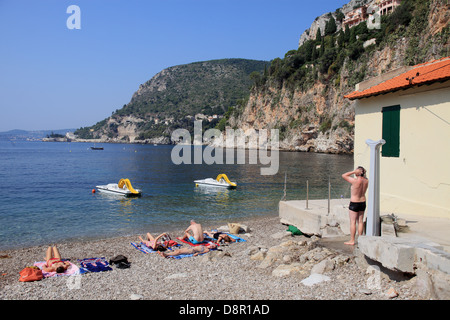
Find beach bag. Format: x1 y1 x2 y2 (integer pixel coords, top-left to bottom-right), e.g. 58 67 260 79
109 255 131 269
228 223 241 234
19 266 43 282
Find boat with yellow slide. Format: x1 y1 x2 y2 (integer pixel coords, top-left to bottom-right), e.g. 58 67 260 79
96 179 142 197
194 174 237 189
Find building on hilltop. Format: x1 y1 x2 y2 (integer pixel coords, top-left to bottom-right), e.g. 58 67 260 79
342 0 403 29
343 6 368 28
379 0 402 16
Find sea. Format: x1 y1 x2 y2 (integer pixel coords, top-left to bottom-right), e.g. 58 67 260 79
0 140 353 250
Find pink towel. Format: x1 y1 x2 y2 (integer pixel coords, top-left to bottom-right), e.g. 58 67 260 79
34 260 80 278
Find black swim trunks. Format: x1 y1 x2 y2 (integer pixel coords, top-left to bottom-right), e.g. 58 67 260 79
349 201 366 212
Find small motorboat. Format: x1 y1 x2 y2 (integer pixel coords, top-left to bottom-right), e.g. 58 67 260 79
96 178 142 197
194 174 237 189
90 147 104 150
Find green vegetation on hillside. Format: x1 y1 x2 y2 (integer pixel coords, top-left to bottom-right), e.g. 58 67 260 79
75 59 269 140
250 0 443 93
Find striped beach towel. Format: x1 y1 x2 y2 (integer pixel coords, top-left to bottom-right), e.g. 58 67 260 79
131 242 155 254
77 257 112 273
130 241 180 254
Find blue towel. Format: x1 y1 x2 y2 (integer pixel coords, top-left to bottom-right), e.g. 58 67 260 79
131 242 155 253
227 234 246 242
167 250 212 259
208 230 246 243
78 257 112 273
131 242 179 254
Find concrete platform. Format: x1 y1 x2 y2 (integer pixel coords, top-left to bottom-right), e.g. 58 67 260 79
279 199 450 277
279 199 351 237
395 213 450 253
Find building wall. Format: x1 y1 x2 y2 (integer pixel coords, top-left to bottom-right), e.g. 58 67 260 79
380 0 402 15
354 81 450 218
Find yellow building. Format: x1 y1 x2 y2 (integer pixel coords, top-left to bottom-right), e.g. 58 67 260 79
345 57 450 218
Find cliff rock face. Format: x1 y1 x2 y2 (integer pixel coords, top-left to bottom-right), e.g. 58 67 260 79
228 82 354 153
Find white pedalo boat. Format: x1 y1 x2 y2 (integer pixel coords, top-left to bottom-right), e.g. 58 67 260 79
96 178 142 197
194 174 237 189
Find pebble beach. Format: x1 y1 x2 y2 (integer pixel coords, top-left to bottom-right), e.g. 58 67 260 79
0 215 424 302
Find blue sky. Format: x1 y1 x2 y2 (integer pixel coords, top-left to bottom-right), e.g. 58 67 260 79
0 0 348 132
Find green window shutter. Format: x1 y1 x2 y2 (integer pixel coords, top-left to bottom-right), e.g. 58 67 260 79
382 105 400 157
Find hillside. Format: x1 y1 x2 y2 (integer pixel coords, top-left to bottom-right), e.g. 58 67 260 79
224 0 449 154
75 59 269 143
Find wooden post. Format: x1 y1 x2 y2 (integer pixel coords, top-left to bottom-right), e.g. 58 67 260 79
306 180 309 209
328 177 331 214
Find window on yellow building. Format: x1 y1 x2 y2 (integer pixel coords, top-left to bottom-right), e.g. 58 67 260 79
382 105 400 157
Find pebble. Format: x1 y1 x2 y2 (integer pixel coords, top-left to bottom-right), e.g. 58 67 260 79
301 273 331 287
386 287 399 298
359 288 372 295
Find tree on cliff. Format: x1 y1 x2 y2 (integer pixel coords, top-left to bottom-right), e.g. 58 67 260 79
325 16 337 36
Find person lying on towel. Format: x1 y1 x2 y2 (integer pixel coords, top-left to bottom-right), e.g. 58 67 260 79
158 243 217 258
204 231 236 244
42 245 71 273
139 232 171 251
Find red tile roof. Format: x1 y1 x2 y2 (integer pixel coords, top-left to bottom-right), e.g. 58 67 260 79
345 57 450 100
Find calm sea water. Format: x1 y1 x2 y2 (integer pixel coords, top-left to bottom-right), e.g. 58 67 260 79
0 141 353 250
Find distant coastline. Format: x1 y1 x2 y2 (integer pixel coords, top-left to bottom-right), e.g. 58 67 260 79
0 128 77 142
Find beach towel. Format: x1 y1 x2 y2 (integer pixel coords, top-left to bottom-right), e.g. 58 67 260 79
77 257 112 273
131 242 155 254
131 242 180 254
176 237 216 247
167 252 204 259
165 247 217 259
206 230 247 243
34 260 80 278
225 233 246 243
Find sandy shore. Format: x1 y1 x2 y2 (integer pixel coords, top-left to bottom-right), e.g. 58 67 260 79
0 215 424 302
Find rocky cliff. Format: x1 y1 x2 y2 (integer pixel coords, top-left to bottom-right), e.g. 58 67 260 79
225 0 449 154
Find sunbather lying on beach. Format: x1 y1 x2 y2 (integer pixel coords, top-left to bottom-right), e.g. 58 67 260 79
139 232 171 251
158 243 217 258
204 231 236 244
42 245 70 273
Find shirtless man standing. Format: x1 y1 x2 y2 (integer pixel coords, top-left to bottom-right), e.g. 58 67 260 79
182 220 204 244
342 166 369 245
